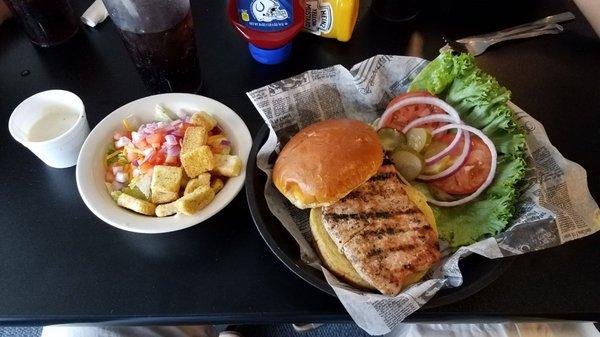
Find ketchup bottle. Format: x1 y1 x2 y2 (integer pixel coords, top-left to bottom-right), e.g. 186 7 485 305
228 0 304 64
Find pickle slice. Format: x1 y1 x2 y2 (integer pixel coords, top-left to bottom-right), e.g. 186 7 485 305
407 128 432 153
390 148 424 181
377 128 407 152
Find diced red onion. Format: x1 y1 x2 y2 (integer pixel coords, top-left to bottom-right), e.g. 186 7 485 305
417 131 471 181
115 171 129 183
112 165 123 175
166 145 181 157
171 129 183 137
112 181 124 190
425 124 498 207
165 134 178 146
378 96 461 130
115 136 132 148
143 148 154 157
131 131 142 143
164 125 176 133
220 139 231 146
132 160 139 167
401 114 464 165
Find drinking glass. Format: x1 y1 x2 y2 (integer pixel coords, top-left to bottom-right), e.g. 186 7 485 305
102 0 202 94
3 0 79 46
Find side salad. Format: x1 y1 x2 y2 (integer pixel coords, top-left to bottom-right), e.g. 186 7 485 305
376 51 526 248
105 104 242 217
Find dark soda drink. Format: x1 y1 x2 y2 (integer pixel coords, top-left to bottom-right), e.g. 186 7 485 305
3 0 78 47
118 10 202 94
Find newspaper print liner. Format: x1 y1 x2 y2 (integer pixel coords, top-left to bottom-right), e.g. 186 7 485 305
247 55 600 335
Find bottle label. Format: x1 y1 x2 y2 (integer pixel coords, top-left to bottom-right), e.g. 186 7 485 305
237 0 293 31
303 1 333 35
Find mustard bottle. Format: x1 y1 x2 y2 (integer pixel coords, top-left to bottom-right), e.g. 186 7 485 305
303 0 359 42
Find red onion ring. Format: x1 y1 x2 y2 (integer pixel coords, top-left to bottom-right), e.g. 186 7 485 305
425 124 498 207
401 114 464 165
378 96 461 130
417 129 471 181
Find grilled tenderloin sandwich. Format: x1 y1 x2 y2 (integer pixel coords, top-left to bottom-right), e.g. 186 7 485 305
273 119 441 296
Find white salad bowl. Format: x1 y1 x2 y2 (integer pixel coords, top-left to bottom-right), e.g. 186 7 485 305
76 93 252 233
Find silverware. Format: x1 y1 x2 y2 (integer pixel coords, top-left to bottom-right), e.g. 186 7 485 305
447 12 575 56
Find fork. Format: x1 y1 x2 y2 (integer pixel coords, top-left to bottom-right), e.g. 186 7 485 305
447 12 575 56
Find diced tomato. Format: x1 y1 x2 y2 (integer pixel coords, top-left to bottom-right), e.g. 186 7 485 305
429 134 492 195
139 162 153 173
164 155 180 166
146 132 166 148
147 151 166 165
105 170 115 183
134 139 151 151
381 92 446 133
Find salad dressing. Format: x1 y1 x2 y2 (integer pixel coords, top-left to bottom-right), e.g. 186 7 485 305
27 107 79 142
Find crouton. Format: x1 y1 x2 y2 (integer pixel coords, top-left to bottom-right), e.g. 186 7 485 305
117 193 156 216
155 201 178 217
181 126 207 153
190 111 218 131
176 186 215 215
184 173 211 195
211 178 224 194
151 165 183 203
212 154 242 177
181 145 214 178
151 190 179 204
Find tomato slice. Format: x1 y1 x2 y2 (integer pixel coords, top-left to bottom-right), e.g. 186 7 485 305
381 92 445 132
429 133 492 195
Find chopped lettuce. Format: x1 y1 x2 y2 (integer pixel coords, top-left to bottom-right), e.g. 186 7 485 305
110 191 122 202
129 174 152 199
122 186 148 201
408 51 527 248
155 103 178 121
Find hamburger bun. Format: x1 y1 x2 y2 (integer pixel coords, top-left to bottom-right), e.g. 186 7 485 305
273 119 383 209
309 184 438 291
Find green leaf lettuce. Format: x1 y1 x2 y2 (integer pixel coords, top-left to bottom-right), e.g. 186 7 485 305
408 51 527 248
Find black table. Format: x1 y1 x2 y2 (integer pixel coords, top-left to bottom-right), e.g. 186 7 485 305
0 0 598 326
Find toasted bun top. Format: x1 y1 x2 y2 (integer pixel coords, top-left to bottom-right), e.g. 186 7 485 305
273 119 383 209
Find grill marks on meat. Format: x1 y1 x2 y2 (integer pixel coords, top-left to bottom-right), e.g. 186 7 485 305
321 164 440 296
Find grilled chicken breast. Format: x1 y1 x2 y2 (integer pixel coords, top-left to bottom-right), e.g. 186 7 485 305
321 162 440 296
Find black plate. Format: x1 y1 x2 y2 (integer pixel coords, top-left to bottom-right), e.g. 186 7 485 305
246 124 513 308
